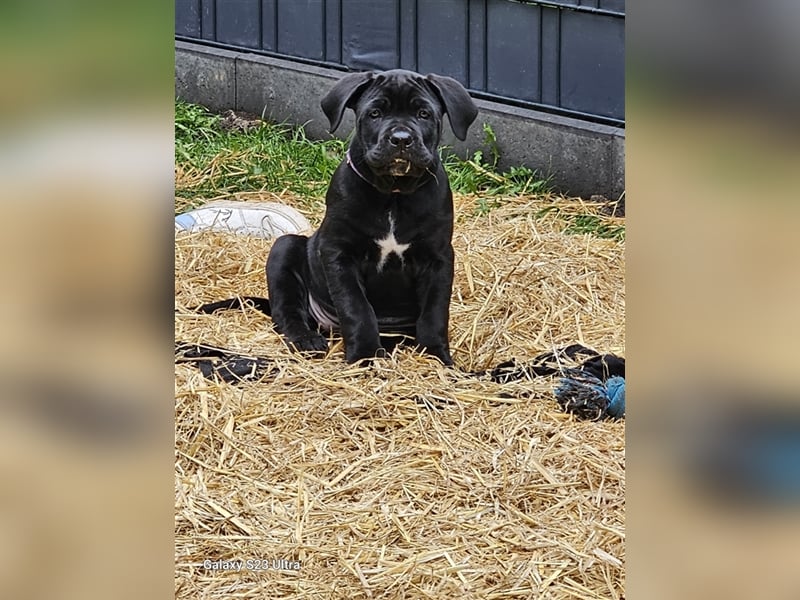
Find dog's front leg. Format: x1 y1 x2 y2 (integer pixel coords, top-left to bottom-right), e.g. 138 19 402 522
321 250 383 364
414 249 455 366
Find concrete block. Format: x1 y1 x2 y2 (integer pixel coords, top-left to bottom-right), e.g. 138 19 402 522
609 133 626 201
175 41 237 112
234 53 351 141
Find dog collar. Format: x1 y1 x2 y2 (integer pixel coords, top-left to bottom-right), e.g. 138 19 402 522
346 149 382 189
346 149 429 194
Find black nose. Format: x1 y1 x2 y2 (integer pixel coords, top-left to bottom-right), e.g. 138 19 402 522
388 130 413 148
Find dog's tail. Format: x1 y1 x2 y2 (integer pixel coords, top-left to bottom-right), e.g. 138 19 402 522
191 296 272 316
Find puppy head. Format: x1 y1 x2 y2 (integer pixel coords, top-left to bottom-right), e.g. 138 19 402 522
321 70 478 179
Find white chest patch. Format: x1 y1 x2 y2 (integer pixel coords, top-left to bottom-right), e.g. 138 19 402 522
374 216 411 271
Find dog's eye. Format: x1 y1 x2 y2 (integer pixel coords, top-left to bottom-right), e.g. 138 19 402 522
418 109 430 119
369 109 382 119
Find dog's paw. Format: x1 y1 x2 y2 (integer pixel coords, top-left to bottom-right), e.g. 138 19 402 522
288 332 328 355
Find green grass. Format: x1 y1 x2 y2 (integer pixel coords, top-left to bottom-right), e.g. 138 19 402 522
535 205 625 241
175 101 623 240
564 214 625 241
175 100 346 211
442 124 550 201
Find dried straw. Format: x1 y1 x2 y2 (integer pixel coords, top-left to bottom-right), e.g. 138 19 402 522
175 191 625 599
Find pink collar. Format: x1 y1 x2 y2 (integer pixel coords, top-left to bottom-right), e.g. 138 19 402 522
346 149 384 189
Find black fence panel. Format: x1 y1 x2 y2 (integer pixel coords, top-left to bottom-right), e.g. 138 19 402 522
217 0 261 49
341 1 400 70
176 0 624 125
559 10 624 121
175 0 201 37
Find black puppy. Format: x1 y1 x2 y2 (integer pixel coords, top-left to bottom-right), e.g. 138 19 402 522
266 69 478 364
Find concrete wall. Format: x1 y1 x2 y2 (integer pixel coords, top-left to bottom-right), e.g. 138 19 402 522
176 41 624 200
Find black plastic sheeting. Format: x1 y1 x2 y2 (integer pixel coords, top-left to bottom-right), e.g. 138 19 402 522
175 0 624 124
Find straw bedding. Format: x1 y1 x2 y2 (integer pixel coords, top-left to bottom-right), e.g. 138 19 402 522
175 191 625 599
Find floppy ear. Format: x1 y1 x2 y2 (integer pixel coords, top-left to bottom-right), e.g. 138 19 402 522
425 74 478 141
320 71 375 134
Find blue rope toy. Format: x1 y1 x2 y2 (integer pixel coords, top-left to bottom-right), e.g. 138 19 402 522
487 344 625 420
555 371 625 420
